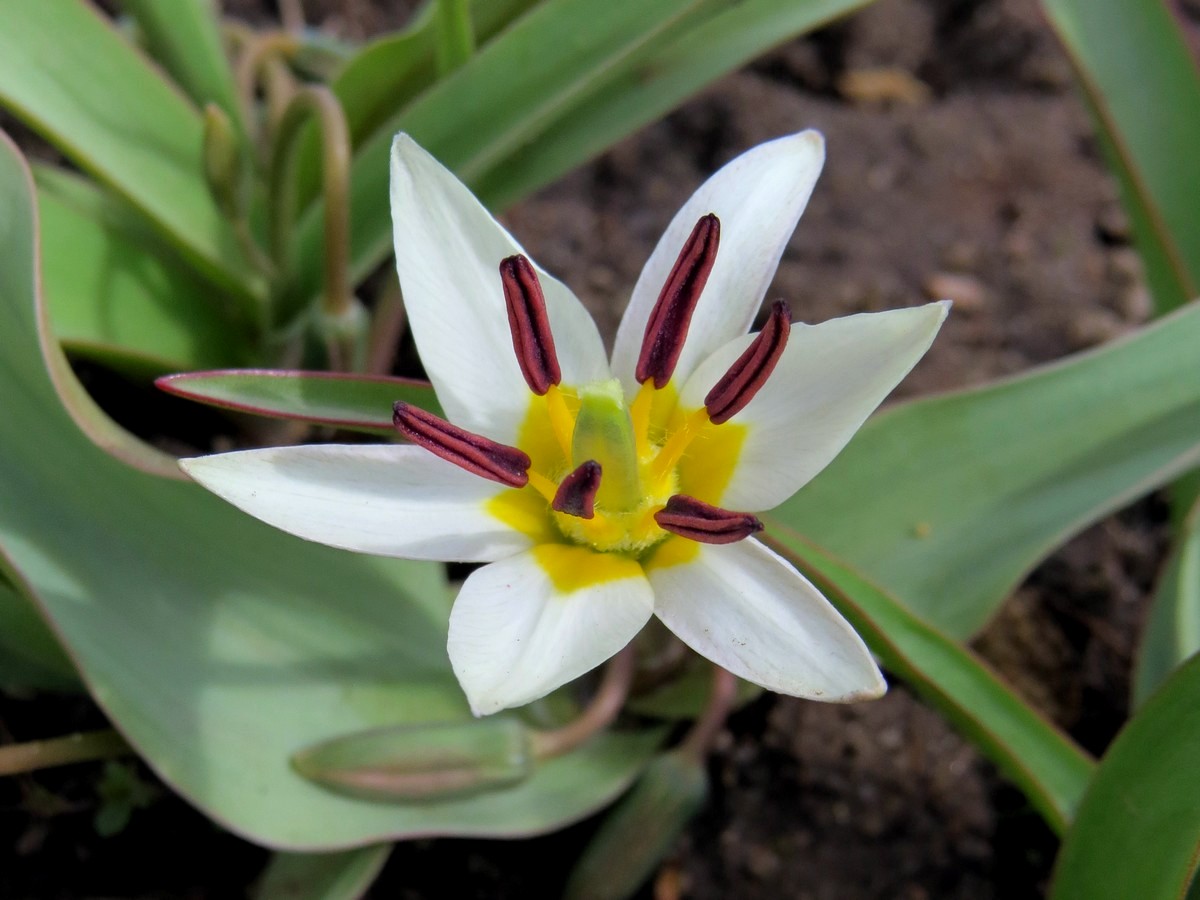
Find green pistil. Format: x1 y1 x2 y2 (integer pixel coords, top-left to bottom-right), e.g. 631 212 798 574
571 380 641 512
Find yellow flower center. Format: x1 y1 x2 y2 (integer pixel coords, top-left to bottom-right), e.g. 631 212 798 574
487 379 746 566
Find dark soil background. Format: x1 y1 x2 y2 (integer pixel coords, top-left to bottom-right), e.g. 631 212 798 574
2 0 1188 897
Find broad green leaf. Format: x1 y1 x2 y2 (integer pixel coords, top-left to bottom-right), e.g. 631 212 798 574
1050 653 1200 899
36 166 253 374
764 532 1094 835
0 130 661 848
476 0 873 207
255 846 391 900
286 0 715 315
156 370 440 435
0 1 257 301
1132 496 1200 708
771 302 1200 637
0 562 79 693
1041 0 1200 312
120 0 247 138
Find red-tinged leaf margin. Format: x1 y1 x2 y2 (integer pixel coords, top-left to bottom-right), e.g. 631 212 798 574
156 369 442 435
0 130 184 479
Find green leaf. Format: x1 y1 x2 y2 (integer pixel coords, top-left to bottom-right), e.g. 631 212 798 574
564 749 708 900
287 0 717 314
1041 0 1200 312
435 0 475 76
0 2 257 301
289 0 868 307
36 165 253 374
476 0 873 207
0 129 660 848
119 0 247 138
1050 653 1200 899
156 370 440 434
771 302 1200 638
255 846 391 900
0 563 79 693
1132 495 1200 708
289 0 537 215
763 533 1094 835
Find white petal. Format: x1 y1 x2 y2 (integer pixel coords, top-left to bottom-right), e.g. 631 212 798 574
650 539 885 701
448 547 654 715
680 301 949 511
390 134 609 441
181 444 532 562
610 131 825 393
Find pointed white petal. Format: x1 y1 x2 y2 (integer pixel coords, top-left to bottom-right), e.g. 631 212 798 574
610 131 825 392
448 548 653 715
390 134 609 441
680 302 949 511
181 445 532 562
650 539 885 701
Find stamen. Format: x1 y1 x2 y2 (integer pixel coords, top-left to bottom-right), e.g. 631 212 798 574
500 255 561 395
544 384 576 461
393 402 530 487
629 379 655 457
636 214 720 388
704 301 792 424
654 494 763 545
527 470 560 504
650 407 710 486
552 460 602 519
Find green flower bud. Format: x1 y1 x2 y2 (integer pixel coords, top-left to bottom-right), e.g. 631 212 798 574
291 717 533 802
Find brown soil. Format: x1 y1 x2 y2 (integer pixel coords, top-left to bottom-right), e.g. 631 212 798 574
1 0 1177 897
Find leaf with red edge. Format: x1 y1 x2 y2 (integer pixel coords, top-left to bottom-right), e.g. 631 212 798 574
157 370 442 435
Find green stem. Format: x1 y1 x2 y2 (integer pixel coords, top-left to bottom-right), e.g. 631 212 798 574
366 275 409 376
234 31 300 147
268 86 352 321
530 645 637 758
0 729 131 777
679 666 737 762
277 0 306 31
435 0 475 75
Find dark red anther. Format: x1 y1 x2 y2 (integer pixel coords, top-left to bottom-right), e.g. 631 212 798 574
552 460 602 519
704 300 792 424
654 494 763 545
500 255 561 395
393 402 530 488
636 214 720 388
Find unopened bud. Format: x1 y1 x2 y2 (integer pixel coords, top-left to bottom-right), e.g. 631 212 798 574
202 103 245 218
564 749 708 900
291 717 534 802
